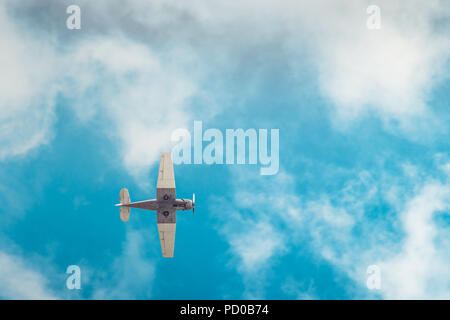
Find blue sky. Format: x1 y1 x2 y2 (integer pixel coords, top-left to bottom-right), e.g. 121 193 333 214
0 0 449 299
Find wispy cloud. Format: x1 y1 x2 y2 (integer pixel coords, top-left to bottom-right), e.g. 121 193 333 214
0 2 57 159
92 229 156 299
211 172 295 298
211 194 286 298
303 1 449 130
379 182 450 299
0 1 208 183
281 277 318 300
64 37 198 181
215 160 450 299
0 251 59 299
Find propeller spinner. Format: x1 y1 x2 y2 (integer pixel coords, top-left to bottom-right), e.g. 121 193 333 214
192 193 195 216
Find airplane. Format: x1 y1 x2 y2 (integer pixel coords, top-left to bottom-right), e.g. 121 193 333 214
115 152 195 258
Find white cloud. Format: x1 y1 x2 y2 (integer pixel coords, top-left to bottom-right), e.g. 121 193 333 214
93 229 155 299
0 1 205 182
229 221 284 273
64 37 197 179
0 2 57 159
1 0 448 165
0 228 157 300
116 0 449 132
211 173 291 298
217 161 450 299
281 278 318 300
379 182 450 299
0 251 58 299
304 178 450 300
305 0 449 132
212 201 285 298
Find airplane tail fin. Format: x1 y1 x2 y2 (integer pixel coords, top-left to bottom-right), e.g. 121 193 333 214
119 188 131 222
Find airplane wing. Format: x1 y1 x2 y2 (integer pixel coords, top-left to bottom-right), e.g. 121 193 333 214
157 209 176 258
156 152 176 258
156 152 176 201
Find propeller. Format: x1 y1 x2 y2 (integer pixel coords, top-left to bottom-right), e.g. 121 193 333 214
192 193 195 216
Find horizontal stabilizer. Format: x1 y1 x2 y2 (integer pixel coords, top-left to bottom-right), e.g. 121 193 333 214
119 188 131 222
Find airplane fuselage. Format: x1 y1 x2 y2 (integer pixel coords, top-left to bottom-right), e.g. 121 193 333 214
123 198 193 213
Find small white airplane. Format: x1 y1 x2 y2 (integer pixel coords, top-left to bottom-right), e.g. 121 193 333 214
115 152 195 258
